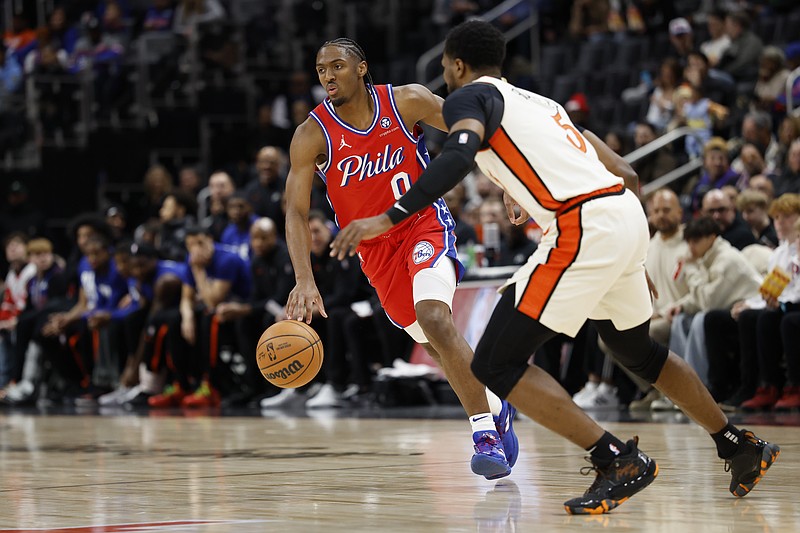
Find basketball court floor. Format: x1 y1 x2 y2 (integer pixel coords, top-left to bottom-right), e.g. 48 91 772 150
0 406 797 532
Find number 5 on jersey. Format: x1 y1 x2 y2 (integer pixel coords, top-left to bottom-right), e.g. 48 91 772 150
552 111 587 153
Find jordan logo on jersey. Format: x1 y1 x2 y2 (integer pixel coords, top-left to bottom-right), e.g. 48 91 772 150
339 134 352 150
337 144 406 186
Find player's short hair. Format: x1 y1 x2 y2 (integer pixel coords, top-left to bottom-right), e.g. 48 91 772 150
444 20 506 70
684 216 720 240
319 37 374 87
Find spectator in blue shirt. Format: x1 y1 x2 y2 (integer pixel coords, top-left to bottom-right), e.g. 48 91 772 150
149 225 251 408
220 192 256 260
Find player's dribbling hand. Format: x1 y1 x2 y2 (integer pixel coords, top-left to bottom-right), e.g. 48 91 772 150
503 191 529 225
287 282 328 323
330 214 393 259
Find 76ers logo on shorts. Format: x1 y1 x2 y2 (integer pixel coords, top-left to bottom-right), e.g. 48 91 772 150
380 116 392 129
412 241 435 264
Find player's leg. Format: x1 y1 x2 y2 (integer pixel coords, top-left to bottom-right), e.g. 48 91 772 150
472 289 657 515
597 318 780 498
409 259 517 478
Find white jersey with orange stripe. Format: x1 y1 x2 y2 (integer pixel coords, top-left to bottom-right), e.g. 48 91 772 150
473 76 624 229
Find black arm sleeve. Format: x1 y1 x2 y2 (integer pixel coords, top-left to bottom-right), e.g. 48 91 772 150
386 130 482 224
384 83 504 224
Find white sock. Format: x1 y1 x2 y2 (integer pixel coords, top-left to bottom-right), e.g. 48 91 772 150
485 388 503 416
469 412 496 434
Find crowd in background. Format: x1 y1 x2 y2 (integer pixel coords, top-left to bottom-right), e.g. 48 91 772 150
1 0 799 413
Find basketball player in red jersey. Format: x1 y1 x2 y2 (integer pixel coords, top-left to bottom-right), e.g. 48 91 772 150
283 38 518 480
331 21 780 514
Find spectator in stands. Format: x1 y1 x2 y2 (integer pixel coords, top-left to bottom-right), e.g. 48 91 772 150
603 130 628 156
271 71 325 130
23 28 70 75
684 50 735 108
632 121 677 186
753 46 791 115
671 83 727 158
646 57 683 131
0 46 23 109
220 192 256 260
46 7 79 55
157 190 197 262
39 234 128 400
214 218 293 405
776 116 800 175
110 242 185 407
737 143 769 189
0 233 36 388
173 0 226 39
305 211 376 409
717 10 763 83
203 170 235 240
628 189 689 410
101 0 131 48
775 42 800 115
149 224 251 408
700 10 730 68
664 216 761 392
178 165 203 198
71 15 125 116
667 17 693 66
737 188 779 248
0 238 67 404
105 204 128 242
688 137 739 214
243 146 286 225
702 189 758 250
564 92 591 130
568 0 609 42
3 15 36 57
749 174 776 203
773 139 800 197
730 194 800 411
140 164 174 224
732 111 781 176
142 0 176 33
0 180 45 239
247 101 291 154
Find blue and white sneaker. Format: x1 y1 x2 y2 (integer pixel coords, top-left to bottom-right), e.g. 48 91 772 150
471 430 511 480
495 401 519 468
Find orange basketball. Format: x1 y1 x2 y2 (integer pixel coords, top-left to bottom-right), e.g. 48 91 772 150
256 320 324 388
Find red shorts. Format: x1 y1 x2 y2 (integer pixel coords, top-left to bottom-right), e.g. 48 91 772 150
356 203 463 328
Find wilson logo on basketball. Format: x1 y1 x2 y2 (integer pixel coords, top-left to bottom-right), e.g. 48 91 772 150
264 360 305 381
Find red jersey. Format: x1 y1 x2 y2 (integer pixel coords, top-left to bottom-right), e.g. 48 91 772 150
309 84 443 230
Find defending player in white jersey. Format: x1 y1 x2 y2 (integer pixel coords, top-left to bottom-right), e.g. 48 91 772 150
331 20 779 515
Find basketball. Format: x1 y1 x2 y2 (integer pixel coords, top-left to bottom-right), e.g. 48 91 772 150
256 320 324 388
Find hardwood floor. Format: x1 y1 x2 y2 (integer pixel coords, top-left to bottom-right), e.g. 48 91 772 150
0 412 797 532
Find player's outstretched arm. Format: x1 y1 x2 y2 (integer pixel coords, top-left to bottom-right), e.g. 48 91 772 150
330 118 484 259
395 83 447 132
285 119 328 323
583 128 639 194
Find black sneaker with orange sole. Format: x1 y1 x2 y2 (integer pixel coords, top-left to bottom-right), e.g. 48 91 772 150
564 436 658 515
725 429 780 498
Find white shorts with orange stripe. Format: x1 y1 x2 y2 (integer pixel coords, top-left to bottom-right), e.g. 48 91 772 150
501 189 652 337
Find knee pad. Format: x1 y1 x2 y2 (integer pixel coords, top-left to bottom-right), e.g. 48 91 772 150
595 320 668 384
